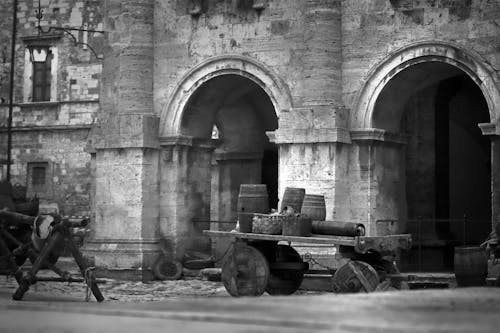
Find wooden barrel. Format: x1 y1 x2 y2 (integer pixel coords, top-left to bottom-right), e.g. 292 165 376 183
280 187 305 213
237 212 254 233
237 184 269 214
454 246 487 287
301 194 326 220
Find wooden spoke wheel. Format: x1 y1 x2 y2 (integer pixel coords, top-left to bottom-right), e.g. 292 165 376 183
332 260 379 293
265 245 307 295
221 243 269 297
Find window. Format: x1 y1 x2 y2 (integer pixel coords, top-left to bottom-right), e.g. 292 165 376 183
32 50 52 102
32 165 47 188
27 162 51 197
21 35 60 103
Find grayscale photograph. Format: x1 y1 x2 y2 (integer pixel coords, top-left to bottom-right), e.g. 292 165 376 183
1 0 500 332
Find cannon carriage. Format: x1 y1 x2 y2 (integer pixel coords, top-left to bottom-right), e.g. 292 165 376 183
0 209 104 302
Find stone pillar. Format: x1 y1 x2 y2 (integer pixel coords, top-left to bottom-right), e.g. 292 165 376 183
159 136 219 261
278 0 345 129
351 129 408 236
210 152 263 224
84 0 160 281
268 129 350 221
492 135 500 232
478 123 500 234
209 152 262 261
268 1 347 219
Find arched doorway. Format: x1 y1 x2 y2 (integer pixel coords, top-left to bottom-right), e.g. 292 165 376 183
351 42 500 271
159 73 279 258
158 56 290 260
373 62 491 270
180 74 279 223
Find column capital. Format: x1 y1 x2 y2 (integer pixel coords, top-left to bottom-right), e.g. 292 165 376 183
350 128 407 145
159 135 222 150
478 123 498 136
267 128 351 144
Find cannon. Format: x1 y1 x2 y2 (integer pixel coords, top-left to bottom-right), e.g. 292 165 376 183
0 209 104 302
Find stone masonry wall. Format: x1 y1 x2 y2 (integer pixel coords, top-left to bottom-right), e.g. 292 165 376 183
342 0 500 112
342 0 500 231
155 0 344 132
0 0 103 217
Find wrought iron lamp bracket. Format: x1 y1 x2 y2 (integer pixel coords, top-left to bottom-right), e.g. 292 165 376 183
34 0 105 60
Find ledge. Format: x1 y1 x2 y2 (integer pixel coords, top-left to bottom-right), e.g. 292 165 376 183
21 34 62 44
214 151 263 161
268 128 351 144
159 135 222 149
350 128 407 144
478 123 498 136
18 101 60 108
0 124 92 132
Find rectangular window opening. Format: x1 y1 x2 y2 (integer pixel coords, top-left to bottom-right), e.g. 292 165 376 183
32 166 46 187
27 162 50 196
32 51 52 102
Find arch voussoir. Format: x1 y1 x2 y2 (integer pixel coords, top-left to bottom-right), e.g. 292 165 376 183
351 41 500 132
159 55 292 138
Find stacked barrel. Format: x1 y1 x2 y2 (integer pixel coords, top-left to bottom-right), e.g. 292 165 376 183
236 184 365 237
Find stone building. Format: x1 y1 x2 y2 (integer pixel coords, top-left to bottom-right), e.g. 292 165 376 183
2 0 500 279
0 0 103 216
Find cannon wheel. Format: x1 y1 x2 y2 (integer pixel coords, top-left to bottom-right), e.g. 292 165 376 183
332 260 379 293
221 243 269 297
265 245 306 295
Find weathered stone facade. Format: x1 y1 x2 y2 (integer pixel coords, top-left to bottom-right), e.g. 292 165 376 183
3 0 500 279
0 0 104 215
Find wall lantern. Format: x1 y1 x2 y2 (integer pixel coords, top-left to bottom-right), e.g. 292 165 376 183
27 44 50 63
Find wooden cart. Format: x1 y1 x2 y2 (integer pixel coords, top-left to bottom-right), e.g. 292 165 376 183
204 230 412 296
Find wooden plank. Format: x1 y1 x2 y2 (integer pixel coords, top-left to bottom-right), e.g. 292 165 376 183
203 230 358 246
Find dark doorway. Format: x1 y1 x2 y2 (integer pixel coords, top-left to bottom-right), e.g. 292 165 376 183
261 148 279 210
373 62 491 271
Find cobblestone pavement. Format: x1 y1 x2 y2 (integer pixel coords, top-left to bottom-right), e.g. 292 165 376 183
0 273 230 302
0 255 327 302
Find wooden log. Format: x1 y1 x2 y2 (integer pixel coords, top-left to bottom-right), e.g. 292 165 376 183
0 209 35 226
34 276 107 284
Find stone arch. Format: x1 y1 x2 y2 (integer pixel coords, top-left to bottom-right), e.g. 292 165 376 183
351 41 500 130
159 55 292 137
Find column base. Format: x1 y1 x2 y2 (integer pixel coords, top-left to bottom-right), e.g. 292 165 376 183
82 238 161 281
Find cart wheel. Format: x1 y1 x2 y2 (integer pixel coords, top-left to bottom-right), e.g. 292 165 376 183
265 245 307 295
221 243 269 297
332 260 379 293
153 257 182 280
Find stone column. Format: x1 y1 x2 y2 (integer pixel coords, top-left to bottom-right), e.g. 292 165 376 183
209 152 262 261
269 1 348 218
159 136 220 261
268 130 350 221
492 135 500 232
351 129 408 236
478 123 500 234
84 0 160 281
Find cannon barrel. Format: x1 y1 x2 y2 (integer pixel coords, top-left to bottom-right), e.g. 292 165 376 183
0 209 89 228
